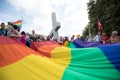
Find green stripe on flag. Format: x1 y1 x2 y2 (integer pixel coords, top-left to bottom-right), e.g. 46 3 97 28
62 48 120 80
68 42 76 48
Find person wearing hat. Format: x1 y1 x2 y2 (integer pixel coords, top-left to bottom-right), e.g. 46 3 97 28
76 34 81 39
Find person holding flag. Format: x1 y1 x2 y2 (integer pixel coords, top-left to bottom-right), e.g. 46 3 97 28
13 20 22 31
7 22 20 39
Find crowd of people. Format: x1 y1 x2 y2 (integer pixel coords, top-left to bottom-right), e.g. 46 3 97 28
85 31 120 44
0 22 45 47
58 32 120 47
0 22 120 47
60 31 120 46
0 22 72 47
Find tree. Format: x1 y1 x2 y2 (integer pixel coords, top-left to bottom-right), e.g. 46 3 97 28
83 0 120 37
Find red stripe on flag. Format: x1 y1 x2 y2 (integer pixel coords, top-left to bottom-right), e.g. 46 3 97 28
0 36 43 67
13 20 22 24
31 41 61 57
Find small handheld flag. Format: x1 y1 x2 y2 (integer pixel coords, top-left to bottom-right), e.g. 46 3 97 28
97 19 103 32
13 20 22 29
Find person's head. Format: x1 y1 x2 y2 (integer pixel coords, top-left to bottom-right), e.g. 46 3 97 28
47 36 50 41
111 31 118 36
1 23 5 29
77 34 80 39
32 30 35 34
86 36 89 39
21 31 26 35
26 33 30 36
13 25 18 30
64 36 69 41
98 32 101 35
60 36 63 40
102 32 106 36
8 22 13 26
89 34 92 37
10 25 19 32
72 35 75 38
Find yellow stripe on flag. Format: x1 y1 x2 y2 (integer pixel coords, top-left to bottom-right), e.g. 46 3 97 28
0 46 71 80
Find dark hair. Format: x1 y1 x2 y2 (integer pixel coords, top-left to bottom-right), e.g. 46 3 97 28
12 25 18 30
1 23 5 25
21 31 26 35
8 22 13 26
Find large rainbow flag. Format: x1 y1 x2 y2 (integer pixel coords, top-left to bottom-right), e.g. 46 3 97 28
69 38 120 48
0 36 120 80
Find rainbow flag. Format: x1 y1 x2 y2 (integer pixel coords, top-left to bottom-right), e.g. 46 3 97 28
0 36 120 80
69 39 120 48
13 20 22 28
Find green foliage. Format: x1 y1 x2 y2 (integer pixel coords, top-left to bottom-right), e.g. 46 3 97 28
83 0 120 37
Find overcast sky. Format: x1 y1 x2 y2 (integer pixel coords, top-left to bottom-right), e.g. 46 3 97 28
0 0 89 36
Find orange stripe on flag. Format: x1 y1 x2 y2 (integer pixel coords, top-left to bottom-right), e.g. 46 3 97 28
0 44 41 67
31 41 61 57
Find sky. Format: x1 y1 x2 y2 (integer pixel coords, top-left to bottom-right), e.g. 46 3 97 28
0 0 89 36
